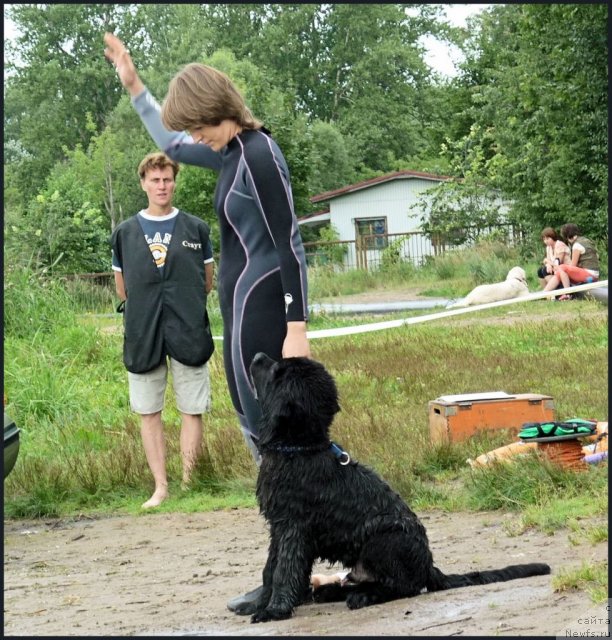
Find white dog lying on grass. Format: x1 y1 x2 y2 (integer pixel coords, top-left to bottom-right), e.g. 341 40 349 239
450 266 529 308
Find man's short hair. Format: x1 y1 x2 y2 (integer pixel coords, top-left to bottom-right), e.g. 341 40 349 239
138 152 180 180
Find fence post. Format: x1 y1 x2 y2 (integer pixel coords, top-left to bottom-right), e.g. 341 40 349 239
356 236 367 270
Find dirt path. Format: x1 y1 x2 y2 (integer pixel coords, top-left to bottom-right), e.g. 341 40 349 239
318 287 608 326
4 508 607 636
319 286 430 304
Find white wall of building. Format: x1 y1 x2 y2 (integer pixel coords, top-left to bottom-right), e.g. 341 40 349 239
322 177 444 267
328 177 442 241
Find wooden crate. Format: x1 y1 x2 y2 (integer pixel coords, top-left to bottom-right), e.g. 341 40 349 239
428 392 555 444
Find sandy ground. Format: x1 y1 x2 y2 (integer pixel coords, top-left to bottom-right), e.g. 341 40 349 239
4 507 608 637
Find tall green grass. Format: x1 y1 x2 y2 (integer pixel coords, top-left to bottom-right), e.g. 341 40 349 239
3 252 608 523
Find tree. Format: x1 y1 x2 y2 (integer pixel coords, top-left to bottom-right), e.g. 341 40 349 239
411 124 506 247
4 4 146 201
11 109 152 274
22 151 110 274
200 4 451 173
308 120 357 196
451 4 608 239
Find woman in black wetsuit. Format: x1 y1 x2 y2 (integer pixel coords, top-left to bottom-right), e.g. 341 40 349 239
104 33 311 466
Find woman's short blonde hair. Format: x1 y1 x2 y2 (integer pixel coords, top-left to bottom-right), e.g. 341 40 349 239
161 63 262 132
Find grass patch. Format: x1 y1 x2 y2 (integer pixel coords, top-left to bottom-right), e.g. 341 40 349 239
3 255 607 522
552 561 609 604
567 519 608 546
308 239 532 301
465 456 608 512
502 492 608 536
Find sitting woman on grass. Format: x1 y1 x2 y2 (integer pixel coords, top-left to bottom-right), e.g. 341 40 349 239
543 223 599 300
537 227 570 289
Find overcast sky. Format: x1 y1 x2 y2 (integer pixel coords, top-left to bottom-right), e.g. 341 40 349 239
422 4 490 76
4 4 490 78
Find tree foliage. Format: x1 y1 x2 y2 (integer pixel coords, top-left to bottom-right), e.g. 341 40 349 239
4 4 150 202
453 4 608 238
4 3 607 274
411 124 506 246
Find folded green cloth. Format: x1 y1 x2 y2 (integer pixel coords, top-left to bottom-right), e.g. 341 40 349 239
519 418 597 440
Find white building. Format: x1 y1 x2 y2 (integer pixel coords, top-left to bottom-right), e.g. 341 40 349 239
299 170 451 268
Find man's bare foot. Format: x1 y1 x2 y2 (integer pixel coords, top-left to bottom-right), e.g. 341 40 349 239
141 486 168 509
311 572 347 588
181 472 193 491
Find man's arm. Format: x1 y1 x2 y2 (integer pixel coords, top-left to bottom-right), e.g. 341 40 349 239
205 261 214 294
114 271 127 301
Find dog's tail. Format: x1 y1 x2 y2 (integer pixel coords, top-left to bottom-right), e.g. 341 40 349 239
427 562 550 592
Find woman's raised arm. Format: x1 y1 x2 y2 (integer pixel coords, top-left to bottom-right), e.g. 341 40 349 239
103 32 221 171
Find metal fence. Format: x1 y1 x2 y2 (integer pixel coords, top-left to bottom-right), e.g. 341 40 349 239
303 224 523 271
63 272 117 314
67 225 524 311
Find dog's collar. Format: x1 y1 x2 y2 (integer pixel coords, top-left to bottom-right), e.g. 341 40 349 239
329 441 351 465
260 440 351 465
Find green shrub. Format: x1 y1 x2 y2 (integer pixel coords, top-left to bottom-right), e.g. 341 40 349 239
4 256 77 338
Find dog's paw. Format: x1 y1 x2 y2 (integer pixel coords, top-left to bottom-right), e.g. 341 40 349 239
250 607 292 623
346 591 372 610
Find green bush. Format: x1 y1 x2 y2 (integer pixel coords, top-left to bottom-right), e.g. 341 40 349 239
466 456 608 511
4 255 77 339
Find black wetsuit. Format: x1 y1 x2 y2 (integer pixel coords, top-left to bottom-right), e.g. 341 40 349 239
132 88 308 459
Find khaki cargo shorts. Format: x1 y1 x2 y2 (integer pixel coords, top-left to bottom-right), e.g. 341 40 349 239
128 358 211 415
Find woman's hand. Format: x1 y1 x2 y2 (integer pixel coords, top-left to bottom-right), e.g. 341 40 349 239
103 32 145 97
282 321 311 358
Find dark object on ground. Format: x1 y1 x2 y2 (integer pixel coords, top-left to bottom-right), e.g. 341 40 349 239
234 353 551 623
227 583 312 613
227 585 265 612
4 412 20 479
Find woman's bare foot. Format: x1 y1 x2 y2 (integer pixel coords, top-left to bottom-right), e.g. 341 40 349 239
141 486 168 509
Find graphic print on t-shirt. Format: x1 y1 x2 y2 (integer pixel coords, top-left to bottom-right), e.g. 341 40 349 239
137 209 178 272
147 231 172 267
112 208 215 278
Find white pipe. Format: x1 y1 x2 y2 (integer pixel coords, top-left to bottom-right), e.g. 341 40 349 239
211 279 607 341
305 280 608 340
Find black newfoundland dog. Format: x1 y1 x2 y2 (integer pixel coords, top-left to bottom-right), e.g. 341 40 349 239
238 353 550 623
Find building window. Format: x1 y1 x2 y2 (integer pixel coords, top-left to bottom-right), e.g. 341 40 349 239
355 217 388 249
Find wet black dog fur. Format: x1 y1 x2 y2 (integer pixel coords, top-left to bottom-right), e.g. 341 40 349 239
236 353 550 623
